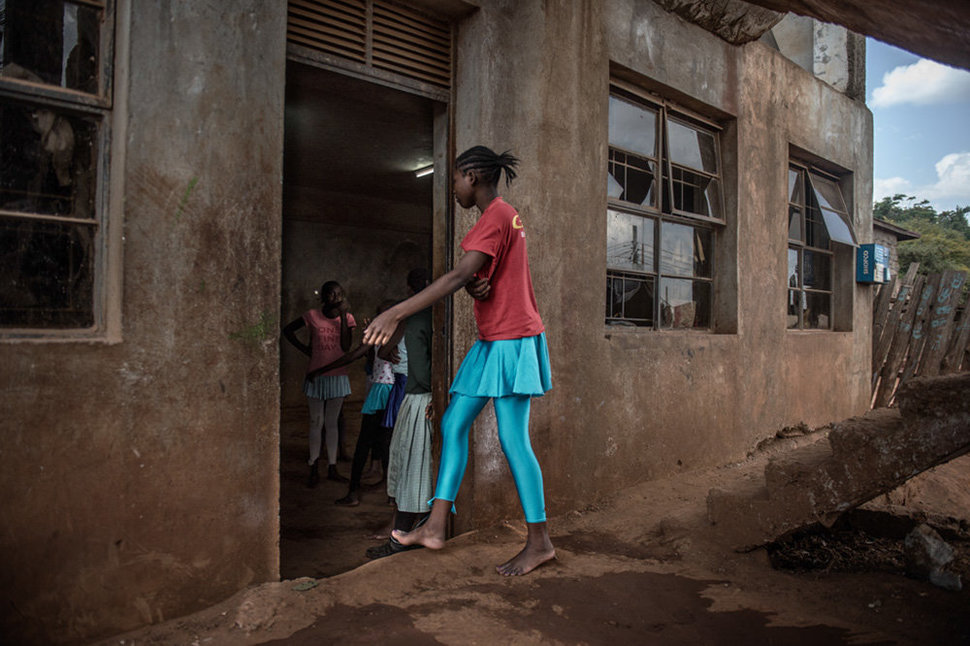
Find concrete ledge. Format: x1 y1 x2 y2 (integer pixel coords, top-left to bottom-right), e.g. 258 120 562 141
707 374 970 549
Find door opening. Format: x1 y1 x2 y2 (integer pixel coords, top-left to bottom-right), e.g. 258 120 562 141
280 62 446 578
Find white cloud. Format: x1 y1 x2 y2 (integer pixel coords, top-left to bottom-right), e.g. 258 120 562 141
873 176 912 200
874 152 970 209
870 59 970 108
925 152 970 202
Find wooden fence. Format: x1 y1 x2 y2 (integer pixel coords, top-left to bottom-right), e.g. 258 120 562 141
871 264 969 408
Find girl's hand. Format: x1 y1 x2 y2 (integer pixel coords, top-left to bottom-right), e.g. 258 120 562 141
363 308 401 346
464 277 490 301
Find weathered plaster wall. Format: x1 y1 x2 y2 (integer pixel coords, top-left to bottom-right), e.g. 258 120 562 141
0 2 286 643
451 0 872 532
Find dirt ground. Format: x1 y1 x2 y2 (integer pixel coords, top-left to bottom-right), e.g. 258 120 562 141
279 406 399 580
100 420 970 646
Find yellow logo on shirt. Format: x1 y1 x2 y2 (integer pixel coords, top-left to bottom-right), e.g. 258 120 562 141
512 215 523 229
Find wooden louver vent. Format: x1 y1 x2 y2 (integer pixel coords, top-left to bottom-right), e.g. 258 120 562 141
287 0 451 90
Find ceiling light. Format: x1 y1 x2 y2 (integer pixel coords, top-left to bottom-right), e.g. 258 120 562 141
415 165 434 178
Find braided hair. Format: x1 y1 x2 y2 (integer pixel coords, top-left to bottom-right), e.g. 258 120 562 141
455 146 519 187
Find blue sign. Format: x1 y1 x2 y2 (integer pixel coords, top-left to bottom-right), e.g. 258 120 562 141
857 243 890 283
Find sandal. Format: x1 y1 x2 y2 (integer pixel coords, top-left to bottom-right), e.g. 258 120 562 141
365 538 422 560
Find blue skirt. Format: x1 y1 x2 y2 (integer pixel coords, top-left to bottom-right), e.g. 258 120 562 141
450 333 552 398
361 382 392 415
303 374 351 400
382 373 408 428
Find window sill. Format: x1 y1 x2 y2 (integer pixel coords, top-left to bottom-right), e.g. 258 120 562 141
0 328 121 345
604 325 731 338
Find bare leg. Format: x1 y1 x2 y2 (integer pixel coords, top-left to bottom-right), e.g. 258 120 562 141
391 498 449 549
496 521 556 576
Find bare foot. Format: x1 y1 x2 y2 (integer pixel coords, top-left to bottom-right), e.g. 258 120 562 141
391 512 451 550
496 542 556 576
391 523 446 550
497 522 556 576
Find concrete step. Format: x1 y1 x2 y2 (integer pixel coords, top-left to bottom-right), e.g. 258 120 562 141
763 438 833 493
707 373 970 550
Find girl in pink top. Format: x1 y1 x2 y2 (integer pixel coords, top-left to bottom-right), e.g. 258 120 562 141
283 280 356 486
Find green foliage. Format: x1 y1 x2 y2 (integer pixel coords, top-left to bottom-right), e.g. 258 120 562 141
873 194 970 277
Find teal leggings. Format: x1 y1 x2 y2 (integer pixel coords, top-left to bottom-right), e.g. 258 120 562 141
432 393 546 523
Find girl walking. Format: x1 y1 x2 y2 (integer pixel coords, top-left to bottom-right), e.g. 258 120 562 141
283 280 356 487
363 146 554 576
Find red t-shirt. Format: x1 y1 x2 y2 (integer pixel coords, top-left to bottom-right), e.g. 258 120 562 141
461 197 544 341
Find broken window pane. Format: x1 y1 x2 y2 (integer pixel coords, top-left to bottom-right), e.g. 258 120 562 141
660 220 712 278
671 165 721 219
802 249 831 291
608 95 658 159
788 168 802 204
659 278 710 329
788 205 802 241
804 199 830 249
787 289 802 329
0 99 99 219
0 217 94 328
0 1 102 94
607 271 654 326
802 290 831 330
608 149 656 207
607 209 654 273
667 119 718 174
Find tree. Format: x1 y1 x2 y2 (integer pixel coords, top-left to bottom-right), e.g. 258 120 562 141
873 195 970 278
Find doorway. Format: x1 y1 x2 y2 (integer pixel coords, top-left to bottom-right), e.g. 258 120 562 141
280 62 447 578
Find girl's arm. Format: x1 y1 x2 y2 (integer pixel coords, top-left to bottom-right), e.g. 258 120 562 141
282 317 311 357
376 321 407 362
307 343 370 379
364 250 490 346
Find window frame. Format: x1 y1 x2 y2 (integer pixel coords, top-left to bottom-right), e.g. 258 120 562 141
786 160 853 331
0 0 118 339
606 82 723 331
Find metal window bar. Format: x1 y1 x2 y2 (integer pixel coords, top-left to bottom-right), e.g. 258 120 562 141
607 88 725 329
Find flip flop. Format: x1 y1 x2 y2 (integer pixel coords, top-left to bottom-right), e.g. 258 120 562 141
365 538 422 560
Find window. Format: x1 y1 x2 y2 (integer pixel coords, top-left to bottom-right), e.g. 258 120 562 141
606 86 722 329
0 0 114 331
787 161 856 330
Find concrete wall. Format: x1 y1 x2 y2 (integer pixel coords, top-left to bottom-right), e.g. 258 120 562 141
0 1 286 643
450 0 872 532
768 14 866 101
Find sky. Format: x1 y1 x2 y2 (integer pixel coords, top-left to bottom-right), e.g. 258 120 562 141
866 38 970 213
